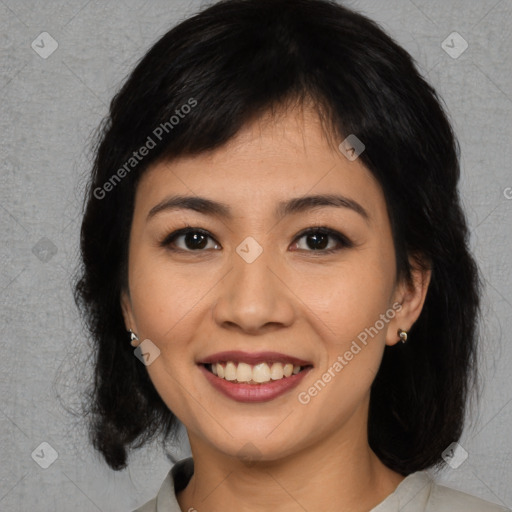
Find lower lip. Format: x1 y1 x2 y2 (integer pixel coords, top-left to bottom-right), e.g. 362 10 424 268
198 364 312 403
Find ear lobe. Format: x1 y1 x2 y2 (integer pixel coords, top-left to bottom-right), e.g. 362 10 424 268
386 257 432 346
120 289 136 332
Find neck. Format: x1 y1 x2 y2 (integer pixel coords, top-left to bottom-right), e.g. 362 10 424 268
177 402 405 512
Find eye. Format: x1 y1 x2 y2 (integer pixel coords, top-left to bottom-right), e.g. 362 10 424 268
292 227 353 254
159 226 353 254
159 227 220 252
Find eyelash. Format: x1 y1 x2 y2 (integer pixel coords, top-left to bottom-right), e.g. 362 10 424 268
158 225 354 255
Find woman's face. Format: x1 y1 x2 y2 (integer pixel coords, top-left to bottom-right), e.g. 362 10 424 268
121 107 428 462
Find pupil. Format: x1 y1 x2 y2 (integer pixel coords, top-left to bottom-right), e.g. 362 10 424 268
186 232 207 249
308 233 328 250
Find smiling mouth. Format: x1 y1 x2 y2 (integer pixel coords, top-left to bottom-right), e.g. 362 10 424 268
201 361 313 385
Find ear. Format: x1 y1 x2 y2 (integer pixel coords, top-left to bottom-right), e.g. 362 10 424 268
120 287 137 333
385 254 432 347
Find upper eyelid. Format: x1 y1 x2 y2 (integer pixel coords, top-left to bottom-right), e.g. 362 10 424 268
161 226 352 250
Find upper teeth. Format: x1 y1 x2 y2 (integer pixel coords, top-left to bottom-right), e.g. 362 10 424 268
209 361 302 383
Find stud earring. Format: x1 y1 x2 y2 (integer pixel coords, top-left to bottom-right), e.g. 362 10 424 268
397 328 408 344
129 329 139 347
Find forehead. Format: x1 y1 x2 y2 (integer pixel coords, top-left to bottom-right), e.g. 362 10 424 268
135 107 386 224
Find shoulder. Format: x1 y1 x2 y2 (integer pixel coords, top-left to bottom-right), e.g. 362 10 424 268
373 471 509 512
130 457 194 512
427 480 510 512
131 496 157 512
129 470 174 512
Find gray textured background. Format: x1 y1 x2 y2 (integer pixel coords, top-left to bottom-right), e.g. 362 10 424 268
1 0 511 510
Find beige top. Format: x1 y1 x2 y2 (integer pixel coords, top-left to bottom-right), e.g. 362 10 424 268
132 457 510 512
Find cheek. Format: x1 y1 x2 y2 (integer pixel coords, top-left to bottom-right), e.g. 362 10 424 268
128 256 203 419
301 257 394 342
128 250 209 340
298 272 390 417
296 248 394 402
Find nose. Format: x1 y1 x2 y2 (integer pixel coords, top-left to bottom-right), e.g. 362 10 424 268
212 244 295 334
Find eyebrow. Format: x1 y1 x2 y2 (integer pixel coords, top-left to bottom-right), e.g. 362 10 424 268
147 193 370 223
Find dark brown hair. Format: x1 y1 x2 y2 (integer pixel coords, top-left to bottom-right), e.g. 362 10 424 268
74 0 481 474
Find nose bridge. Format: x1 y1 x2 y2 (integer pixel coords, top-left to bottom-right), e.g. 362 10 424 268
235 238 274 297
213 237 294 332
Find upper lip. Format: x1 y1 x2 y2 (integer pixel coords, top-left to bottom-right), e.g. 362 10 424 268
198 350 313 367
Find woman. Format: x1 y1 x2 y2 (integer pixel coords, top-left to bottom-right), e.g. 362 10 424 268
74 0 510 510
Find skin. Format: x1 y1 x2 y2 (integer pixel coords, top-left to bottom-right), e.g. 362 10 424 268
121 105 431 512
